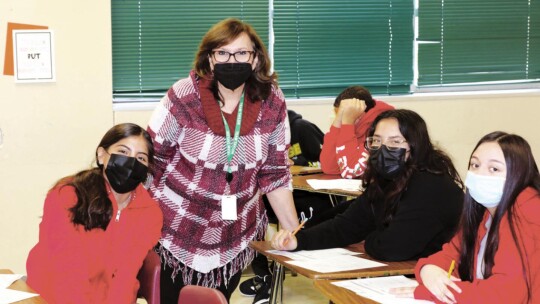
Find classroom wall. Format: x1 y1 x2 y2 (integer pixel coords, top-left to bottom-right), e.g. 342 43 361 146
1 0 539 275
0 1 113 273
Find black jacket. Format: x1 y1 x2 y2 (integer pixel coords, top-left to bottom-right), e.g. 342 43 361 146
288 110 324 166
295 171 464 261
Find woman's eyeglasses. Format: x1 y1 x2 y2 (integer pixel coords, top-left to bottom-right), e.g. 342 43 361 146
365 136 407 151
212 50 255 63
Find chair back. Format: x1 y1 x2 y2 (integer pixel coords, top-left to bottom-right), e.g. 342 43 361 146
177 285 228 304
136 250 161 304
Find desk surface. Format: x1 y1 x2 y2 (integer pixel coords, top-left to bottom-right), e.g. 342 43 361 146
0 269 47 304
250 241 415 280
290 165 323 176
314 280 379 304
292 173 363 197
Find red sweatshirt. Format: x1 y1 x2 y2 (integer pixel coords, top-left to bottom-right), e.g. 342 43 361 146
414 187 540 304
26 182 163 304
319 100 394 178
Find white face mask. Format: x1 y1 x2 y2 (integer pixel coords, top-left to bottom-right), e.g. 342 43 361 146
465 171 506 208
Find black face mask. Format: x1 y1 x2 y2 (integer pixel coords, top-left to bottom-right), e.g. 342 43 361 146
213 63 253 90
105 154 148 194
369 145 407 180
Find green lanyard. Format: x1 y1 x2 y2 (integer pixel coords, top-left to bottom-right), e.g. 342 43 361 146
220 93 244 183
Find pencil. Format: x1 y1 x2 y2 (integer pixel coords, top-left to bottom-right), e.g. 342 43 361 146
291 219 308 236
284 219 307 246
447 260 456 278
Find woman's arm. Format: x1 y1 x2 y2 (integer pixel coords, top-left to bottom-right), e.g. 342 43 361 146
147 88 182 184
30 186 94 304
278 194 375 251
265 187 299 231
319 127 342 174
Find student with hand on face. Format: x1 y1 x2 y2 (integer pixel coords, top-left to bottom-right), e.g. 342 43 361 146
412 132 540 304
319 85 394 179
26 123 163 304
272 109 464 262
147 18 299 303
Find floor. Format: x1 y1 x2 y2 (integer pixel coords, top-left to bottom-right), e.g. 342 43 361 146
230 267 328 304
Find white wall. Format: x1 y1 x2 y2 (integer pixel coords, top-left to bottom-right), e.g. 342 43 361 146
0 0 113 273
116 90 540 179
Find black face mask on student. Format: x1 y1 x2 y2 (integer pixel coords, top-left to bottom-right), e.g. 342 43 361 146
105 154 148 194
213 63 252 91
369 146 407 180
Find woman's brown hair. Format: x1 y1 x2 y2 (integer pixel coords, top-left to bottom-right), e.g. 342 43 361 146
194 18 277 102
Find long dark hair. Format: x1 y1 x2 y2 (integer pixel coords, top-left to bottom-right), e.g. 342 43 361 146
362 109 463 226
60 123 154 231
194 18 277 104
458 131 540 302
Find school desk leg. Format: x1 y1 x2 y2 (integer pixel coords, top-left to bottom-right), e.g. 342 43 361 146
269 262 284 304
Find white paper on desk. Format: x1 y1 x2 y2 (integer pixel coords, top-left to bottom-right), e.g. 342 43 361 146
0 274 24 289
285 255 386 273
306 179 362 191
333 276 434 304
0 288 39 304
266 248 359 260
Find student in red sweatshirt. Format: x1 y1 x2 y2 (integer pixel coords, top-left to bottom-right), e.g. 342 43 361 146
319 85 394 179
413 132 540 304
26 123 163 304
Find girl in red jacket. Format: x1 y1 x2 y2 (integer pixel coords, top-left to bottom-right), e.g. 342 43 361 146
414 131 540 303
26 123 163 304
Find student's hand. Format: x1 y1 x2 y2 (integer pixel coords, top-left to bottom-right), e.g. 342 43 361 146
419 264 462 304
340 98 366 125
271 229 298 251
389 286 415 298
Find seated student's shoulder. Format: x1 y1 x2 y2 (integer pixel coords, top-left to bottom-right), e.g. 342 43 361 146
46 179 78 208
410 170 461 190
516 187 540 222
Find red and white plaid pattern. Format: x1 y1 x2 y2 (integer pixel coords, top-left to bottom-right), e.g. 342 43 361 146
147 71 291 286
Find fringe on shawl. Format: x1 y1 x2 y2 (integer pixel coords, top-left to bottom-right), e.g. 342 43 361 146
155 219 267 289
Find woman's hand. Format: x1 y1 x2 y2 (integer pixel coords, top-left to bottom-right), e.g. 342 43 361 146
271 229 298 251
419 264 462 304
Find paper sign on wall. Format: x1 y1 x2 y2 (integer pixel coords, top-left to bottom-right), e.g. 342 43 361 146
12 30 56 83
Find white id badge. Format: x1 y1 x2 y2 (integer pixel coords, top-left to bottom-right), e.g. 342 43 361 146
221 195 237 220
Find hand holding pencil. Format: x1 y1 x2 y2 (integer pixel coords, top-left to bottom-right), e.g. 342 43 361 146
270 219 307 251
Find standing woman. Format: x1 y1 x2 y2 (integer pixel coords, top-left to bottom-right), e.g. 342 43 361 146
147 18 299 303
413 132 540 304
26 123 163 304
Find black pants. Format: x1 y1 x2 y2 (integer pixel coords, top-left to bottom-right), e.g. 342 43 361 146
251 252 273 277
160 261 242 304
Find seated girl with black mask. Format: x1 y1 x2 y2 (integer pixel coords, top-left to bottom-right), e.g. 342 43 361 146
26 123 163 303
272 109 464 262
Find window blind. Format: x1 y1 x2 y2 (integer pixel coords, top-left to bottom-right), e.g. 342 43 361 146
273 0 414 98
111 0 269 100
417 0 540 86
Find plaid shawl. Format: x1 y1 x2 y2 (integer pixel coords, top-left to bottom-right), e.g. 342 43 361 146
147 71 291 287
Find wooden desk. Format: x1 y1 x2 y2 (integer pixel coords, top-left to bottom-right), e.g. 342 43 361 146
289 165 323 176
0 269 47 303
292 173 363 198
250 241 415 304
251 241 415 280
293 172 362 206
314 280 379 304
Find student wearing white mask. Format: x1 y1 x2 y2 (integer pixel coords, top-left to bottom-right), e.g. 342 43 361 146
411 131 540 304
